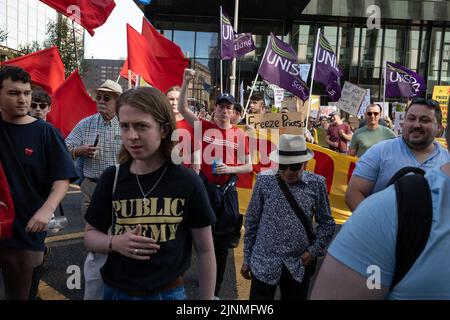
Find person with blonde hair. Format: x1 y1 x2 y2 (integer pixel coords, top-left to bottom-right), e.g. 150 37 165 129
84 87 216 300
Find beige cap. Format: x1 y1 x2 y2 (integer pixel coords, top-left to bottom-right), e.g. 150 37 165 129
96 79 123 95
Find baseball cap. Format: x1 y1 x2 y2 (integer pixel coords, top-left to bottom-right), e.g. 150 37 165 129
329 111 340 117
215 93 235 105
97 79 123 95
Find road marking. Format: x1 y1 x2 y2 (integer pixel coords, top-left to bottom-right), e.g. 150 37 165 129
38 280 68 300
67 190 81 194
45 231 84 243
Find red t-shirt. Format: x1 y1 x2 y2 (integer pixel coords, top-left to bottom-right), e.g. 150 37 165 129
327 122 352 153
200 119 249 185
175 118 195 167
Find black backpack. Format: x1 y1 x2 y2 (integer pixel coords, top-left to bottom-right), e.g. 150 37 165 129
387 167 433 290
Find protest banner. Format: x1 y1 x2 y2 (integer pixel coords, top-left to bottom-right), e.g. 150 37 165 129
394 111 405 135
336 81 366 116
319 105 337 117
432 86 449 127
246 112 304 134
358 89 371 116
274 87 285 108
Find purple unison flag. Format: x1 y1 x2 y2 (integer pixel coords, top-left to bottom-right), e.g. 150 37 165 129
234 33 256 58
220 8 235 60
385 61 426 98
258 34 309 102
314 32 343 101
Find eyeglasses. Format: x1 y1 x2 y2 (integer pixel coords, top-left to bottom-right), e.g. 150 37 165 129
95 94 112 102
279 163 303 171
367 112 380 116
410 98 440 108
30 102 49 109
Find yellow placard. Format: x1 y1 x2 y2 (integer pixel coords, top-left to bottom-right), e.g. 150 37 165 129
432 86 449 126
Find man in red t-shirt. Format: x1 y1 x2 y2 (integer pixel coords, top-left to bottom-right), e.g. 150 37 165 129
326 111 353 153
166 86 199 173
178 69 252 297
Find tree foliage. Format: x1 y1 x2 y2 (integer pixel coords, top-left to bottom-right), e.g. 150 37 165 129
0 28 7 43
11 15 85 78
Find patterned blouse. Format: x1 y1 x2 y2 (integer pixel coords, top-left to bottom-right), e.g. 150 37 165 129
244 170 336 285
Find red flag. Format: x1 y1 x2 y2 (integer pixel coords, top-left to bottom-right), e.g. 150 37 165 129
126 19 189 92
1 46 65 94
47 69 97 138
0 162 15 239
141 17 186 60
119 59 137 85
39 0 116 36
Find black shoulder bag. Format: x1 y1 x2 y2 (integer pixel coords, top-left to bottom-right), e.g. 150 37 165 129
276 175 317 276
386 167 432 290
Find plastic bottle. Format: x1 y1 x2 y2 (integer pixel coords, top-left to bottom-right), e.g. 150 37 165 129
47 216 68 234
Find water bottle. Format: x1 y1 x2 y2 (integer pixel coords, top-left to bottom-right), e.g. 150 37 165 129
47 216 68 234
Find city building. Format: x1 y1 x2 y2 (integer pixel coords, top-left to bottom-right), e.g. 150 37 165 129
139 0 450 110
0 0 57 51
83 58 128 92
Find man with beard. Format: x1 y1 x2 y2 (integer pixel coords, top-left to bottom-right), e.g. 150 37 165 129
345 98 450 211
65 80 123 216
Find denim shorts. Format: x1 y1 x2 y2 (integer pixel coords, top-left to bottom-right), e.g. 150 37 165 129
103 284 187 300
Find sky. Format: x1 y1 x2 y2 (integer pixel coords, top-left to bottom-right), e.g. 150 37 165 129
84 0 144 60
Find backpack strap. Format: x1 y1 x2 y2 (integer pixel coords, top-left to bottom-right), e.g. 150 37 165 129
389 167 432 290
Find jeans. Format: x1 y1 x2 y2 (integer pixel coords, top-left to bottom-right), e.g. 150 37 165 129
103 284 187 300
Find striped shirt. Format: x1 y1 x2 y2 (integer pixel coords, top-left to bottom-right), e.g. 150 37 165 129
65 113 121 179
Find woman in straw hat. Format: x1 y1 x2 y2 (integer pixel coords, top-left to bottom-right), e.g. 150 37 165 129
241 134 335 300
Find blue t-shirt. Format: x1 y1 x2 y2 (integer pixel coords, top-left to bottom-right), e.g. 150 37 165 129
329 166 450 299
0 119 78 251
353 137 450 193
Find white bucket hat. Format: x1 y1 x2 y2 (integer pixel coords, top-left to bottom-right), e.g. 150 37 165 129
96 79 123 95
269 134 314 164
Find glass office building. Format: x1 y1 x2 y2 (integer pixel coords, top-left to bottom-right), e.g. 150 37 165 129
140 0 450 106
0 0 56 51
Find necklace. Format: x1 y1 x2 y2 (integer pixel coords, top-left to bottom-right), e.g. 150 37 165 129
134 162 168 206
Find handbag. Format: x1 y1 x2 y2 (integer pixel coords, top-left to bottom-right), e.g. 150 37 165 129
83 164 119 300
276 175 317 277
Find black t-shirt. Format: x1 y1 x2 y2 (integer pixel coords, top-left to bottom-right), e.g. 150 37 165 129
0 119 78 251
85 161 216 292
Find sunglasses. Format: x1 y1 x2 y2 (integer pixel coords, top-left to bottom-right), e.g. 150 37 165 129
30 102 49 109
410 98 440 108
95 94 112 102
367 112 380 116
279 163 303 171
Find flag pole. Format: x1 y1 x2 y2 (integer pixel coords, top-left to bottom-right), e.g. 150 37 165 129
242 73 259 118
230 0 239 97
71 20 80 69
219 6 224 93
128 70 132 89
306 28 321 130
242 34 270 118
383 60 387 107
220 60 223 93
